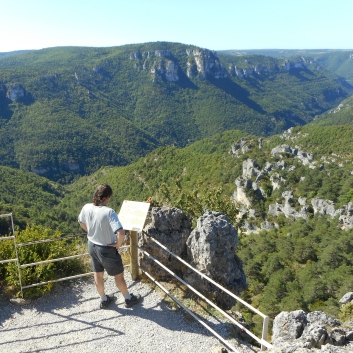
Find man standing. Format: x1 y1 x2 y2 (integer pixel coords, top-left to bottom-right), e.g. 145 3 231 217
78 184 141 309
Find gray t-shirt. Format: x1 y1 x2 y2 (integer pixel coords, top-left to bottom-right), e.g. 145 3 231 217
78 203 123 245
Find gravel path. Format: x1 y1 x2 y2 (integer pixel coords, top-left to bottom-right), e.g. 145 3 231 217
0 273 258 353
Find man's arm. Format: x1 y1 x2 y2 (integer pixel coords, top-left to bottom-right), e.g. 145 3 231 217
78 221 88 232
115 228 125 249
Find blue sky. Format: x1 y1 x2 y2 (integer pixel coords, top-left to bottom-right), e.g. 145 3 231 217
0 0 352 52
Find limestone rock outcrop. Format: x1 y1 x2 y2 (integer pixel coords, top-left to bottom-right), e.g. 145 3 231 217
139 207 191 279
130 47 308 85
339 292 353 304
130 49 178 82
268 191 310 221
6 84 29 101
271 144 316 169
232 159 265 209
186 48 228 80
184 210 247 310
150 60 179 82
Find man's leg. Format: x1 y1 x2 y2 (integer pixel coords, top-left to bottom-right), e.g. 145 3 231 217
114 272 129 296
114 272 141 307
93 271 105 296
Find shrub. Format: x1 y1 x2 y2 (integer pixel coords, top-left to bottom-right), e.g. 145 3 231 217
0 225 86 298
339 302 353 322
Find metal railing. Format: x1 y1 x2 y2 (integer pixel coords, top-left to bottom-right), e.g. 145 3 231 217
1 212 272 351
139 232 273 351
0 213 130 296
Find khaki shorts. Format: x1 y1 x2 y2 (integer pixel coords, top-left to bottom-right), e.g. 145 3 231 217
88 241 124 276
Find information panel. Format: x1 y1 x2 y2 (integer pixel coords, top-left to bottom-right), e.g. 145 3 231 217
118 200 150 231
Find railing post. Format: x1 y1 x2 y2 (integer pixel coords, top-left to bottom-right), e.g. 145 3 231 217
130 230 139 280
0 213 23 298
261 315 270 351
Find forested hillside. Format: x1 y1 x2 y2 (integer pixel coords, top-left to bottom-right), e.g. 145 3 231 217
311 95 353 126
0 166 65 233
0 42 350 182
1 124 353 325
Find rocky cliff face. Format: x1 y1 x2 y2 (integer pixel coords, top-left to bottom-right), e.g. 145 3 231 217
6 84 29 101
130 50 179 82
129 48 310 82
186 49 228 80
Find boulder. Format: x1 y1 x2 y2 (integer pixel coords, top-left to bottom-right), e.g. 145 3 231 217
271 310 352 352
306 311 340 328
184 210 247 309
139 207 191 279
300 324 328 349
346 331 353 340
330 328 346 346
272 310 307 346
10 298 32 306
320 344 352 353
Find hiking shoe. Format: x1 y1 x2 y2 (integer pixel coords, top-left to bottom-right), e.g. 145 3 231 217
125 293 141 308
100 294 115 309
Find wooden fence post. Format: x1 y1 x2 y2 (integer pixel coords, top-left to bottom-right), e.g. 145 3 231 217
130 230 139 280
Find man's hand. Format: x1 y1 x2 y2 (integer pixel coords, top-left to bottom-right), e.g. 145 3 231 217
110 228 125 249
116 228 125 248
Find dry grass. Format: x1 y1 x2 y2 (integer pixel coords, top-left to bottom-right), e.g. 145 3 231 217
2 283 16 297
120 247 131 265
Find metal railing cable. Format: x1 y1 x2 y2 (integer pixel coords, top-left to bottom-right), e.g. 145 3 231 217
16 233 131 248
0 213 13 218
21 272 95 289
141 268 240 353
139 247 266 347
0 236 15 241
19 253 90 268
0 259 18 264
140 231 272 350
16 233 87 247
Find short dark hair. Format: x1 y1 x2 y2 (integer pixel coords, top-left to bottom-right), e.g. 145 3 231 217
93 184 113 206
